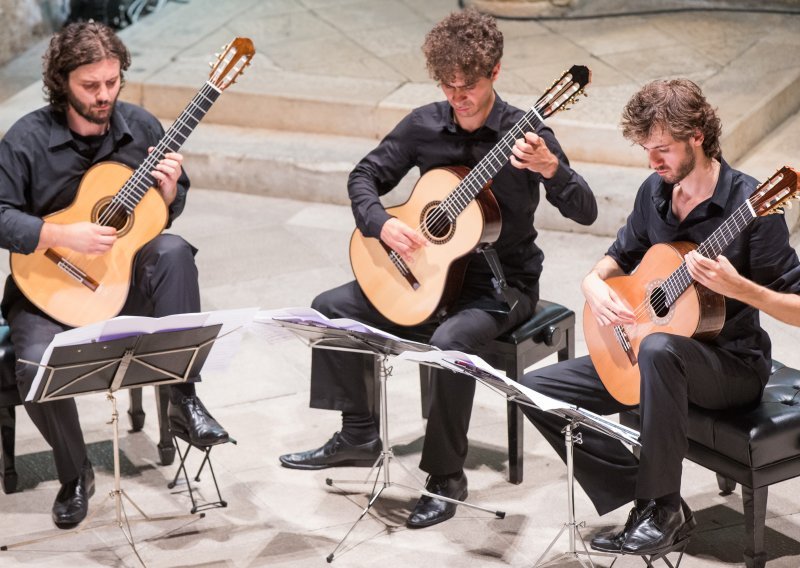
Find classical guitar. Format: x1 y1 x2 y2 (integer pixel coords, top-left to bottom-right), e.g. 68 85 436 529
10 38 255 327
349 65 591 327
585 166 800 405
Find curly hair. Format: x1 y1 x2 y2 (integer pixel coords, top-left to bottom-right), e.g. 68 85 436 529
621 79 722 159
42 21 131 112
422 8 503 85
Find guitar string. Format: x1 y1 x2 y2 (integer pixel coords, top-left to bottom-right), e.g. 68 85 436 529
58 82 220 271
387 81 579 276
97 83 219 227
609 195 759 346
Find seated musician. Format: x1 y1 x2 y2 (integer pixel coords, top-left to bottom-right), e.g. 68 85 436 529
0 22 228 527
518 79 800 555
279 9 597 528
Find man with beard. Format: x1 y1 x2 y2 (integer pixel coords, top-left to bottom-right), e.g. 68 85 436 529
0 22 228 528
518 79 800 555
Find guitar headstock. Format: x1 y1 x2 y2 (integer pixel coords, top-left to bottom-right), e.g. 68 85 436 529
750 166 800 217
534 65 591 119
208 37 255 91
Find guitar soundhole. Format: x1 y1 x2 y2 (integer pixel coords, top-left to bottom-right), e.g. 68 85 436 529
420 201 455 245
92 197 133 237
649 286 670 318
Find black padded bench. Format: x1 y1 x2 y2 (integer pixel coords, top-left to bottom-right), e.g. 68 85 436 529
0 316 174 494
620 360 800 568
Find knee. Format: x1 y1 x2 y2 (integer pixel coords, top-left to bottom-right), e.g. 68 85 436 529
638 333 687 384
311 290 337 317
147 234 195 265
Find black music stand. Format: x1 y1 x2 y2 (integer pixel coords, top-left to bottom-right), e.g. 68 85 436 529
403 353 643 568
1 323 223 565
265 317 506 563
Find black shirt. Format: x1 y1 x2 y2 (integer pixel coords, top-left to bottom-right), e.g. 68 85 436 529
348 93 597 299
0 101 190 315
607 160 800 382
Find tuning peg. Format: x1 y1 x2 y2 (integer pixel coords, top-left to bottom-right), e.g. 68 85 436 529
208 62 214 68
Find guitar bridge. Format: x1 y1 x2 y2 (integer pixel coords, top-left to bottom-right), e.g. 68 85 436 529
44 249 100 292
613 325 637 366
380 242 420 290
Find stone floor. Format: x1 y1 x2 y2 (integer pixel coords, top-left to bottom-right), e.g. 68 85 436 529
0 1 800 567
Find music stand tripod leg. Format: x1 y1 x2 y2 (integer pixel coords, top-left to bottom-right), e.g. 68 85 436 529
325 355 505 563
534 420 616 568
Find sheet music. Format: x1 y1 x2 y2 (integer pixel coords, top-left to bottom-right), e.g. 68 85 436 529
397 350 574 412
252 307 425 344
26 308 257 401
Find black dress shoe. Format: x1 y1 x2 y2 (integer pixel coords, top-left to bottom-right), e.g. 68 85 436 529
279 432 381 470
406 472 468 529
168 395 229 447
52 461 95 528
622 501 692 555
591 500 654 552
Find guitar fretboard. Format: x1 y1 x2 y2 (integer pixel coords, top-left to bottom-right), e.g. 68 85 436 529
105 82 222 218
661 199 756 306
438 107 547 222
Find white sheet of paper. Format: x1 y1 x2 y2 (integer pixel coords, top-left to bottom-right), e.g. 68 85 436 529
396 349 574 411
252 307 418 343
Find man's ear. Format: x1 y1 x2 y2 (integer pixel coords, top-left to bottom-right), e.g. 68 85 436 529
691 128 705 148
490 62 501 82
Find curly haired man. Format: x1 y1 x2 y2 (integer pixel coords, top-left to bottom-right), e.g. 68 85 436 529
279 9 597 529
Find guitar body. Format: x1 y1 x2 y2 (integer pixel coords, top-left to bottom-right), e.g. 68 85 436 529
349 166 501 327
583 242 725 405
10 161 167 328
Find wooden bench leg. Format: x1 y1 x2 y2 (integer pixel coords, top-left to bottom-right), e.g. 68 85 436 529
0 405 17 493
742 485 768 568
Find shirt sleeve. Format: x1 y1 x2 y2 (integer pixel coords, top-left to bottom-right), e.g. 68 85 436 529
606 181 653 274
538 126 597 226
0 135 43 254
347 113 418 238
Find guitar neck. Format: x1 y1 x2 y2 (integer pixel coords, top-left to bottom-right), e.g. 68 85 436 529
662 199 756 305
440 106 546 221
109 82 222 215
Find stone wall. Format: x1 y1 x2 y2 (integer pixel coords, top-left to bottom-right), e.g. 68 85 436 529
0 0 66 67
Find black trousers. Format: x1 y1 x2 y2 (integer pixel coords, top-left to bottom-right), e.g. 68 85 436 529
7 234 201 484
309 279 535 476
519 332 765 516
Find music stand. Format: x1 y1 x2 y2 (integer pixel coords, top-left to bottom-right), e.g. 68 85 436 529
401 352 641 568
265 317 506 563
1 323 224 565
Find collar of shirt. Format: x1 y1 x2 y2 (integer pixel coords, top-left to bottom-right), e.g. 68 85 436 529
46 105 134 154
442 90 505 135
651 157 733 220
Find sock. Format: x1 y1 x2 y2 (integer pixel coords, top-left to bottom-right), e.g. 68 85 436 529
170 382 196 403
339 412 378 445
655 492 681 512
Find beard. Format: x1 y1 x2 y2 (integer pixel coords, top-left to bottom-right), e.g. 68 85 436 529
662 143 697 184
66 89 117 126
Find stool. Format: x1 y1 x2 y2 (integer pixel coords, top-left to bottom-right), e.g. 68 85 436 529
417 299 576 484
167 428 236 514
0 315 174 494
620 360 800 568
